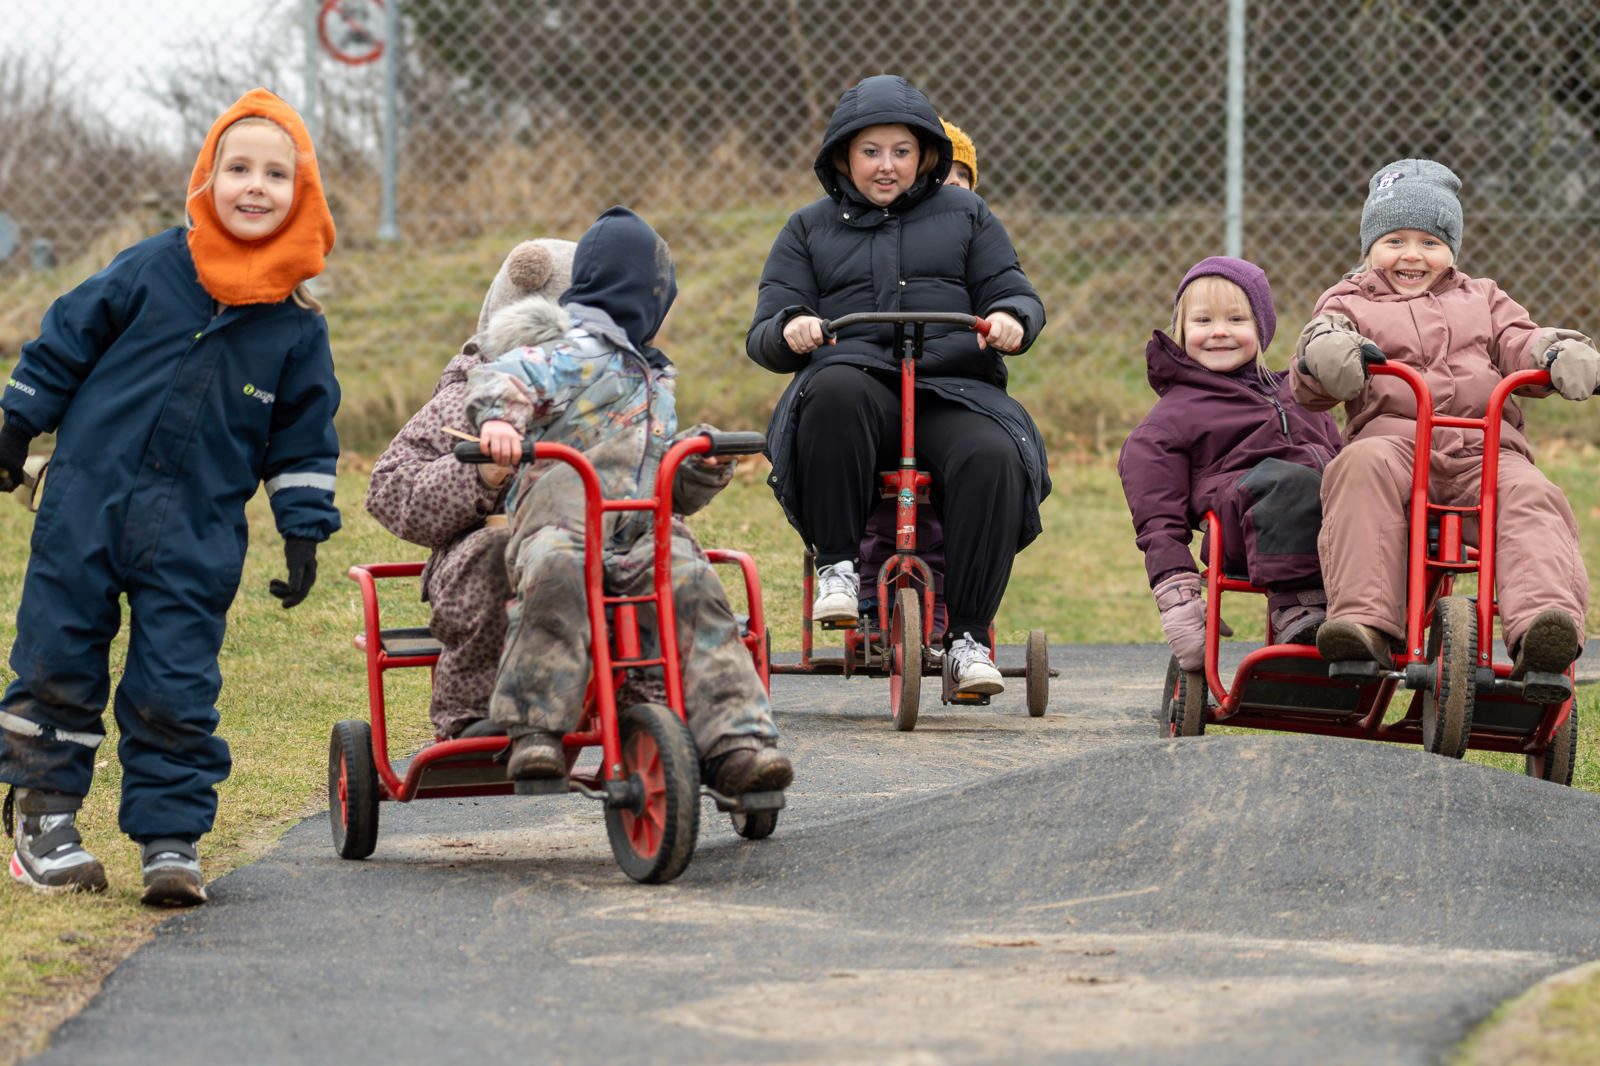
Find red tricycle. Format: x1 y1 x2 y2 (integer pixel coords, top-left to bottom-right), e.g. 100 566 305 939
328 429 778 884
769 311 1053 731
1160 348 1579 786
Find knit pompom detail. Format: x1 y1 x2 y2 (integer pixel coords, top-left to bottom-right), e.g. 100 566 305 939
504 242 554 294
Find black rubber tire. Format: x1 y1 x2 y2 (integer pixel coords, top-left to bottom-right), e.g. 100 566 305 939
1025 629 1049 717
605 703 701 884
1422 596 1476 759
1526 706 1578 786
328 720 380 860
890 586 922 731
1160 655 1207 737
731 808 779 839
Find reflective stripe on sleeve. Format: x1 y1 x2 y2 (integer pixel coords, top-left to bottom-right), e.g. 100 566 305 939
263 472 338 497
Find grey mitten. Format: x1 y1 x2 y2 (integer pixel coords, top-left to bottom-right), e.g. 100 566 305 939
1296 315 1370 402
1536 329 1600 402
1154 572 1207 672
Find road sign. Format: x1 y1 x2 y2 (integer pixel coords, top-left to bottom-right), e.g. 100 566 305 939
318 0 385 66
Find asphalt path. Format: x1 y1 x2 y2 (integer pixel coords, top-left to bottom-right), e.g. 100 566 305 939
23 642 1600 1066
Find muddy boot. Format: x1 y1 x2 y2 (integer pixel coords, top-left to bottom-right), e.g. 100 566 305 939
140 838 207 907
705 745 794 797
1510 609 1582 705
6 787 107 894
506 732 567 781
1316 619 1395 668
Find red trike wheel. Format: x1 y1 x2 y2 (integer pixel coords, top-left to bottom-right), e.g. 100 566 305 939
605 703 700 884
1526 706 1577 786
328 720 380 860
1160 656 1207 737
890 586 922 731
1422 596 1475 759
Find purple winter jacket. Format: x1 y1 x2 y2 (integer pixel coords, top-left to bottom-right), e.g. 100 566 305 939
1118 331 1344 585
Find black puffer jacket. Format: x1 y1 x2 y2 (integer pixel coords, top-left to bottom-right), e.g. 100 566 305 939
746 74 1051 547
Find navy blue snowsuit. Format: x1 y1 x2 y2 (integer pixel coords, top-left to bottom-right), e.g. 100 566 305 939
0 227 341 842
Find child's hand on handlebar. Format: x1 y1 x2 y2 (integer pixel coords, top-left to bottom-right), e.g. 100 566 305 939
783 315 829 355
479 419 524 467
978 311 1023 353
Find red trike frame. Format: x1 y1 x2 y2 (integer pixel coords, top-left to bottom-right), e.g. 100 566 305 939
1170 362 1575 778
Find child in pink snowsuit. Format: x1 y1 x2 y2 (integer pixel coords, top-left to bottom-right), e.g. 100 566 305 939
1292 158 1598 691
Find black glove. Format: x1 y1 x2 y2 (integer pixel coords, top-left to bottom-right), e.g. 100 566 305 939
269 537 318 608
0 421 33 494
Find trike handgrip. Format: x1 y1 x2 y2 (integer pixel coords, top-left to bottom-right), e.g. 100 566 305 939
820 311 989 338
703 430 767 456
1359 342 1387 366
453 440 536 463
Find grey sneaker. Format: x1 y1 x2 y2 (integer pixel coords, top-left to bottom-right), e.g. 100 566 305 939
140 838 207 907
813 560 860 623
945 632 1004 695
6 787 107 894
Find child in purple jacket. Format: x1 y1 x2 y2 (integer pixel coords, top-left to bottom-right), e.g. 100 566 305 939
1118 257 1344 672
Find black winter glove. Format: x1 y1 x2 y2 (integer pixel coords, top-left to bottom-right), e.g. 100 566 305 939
269 537 318 608
0 421 33 494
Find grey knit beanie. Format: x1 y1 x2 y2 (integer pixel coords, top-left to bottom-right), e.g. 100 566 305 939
1174 256 1276 352
476 238 577 334
1360 159 1462 260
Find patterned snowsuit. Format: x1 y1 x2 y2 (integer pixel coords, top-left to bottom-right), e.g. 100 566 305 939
465 279 777 760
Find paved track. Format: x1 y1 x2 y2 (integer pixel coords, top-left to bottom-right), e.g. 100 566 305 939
24 644 1600 1066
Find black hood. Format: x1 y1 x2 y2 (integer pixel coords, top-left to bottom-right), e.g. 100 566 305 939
560 206 677 354
813 74 951 211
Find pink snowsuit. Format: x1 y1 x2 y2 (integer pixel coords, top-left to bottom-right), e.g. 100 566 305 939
1290 267 1588 653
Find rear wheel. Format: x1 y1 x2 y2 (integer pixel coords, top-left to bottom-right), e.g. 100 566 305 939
1526 706 1578 786
890 587 922 731
1422 597 1476 759
1160 656 1207 737
730 809 779 839
328 720 379 860
605 703 700 884
1025 629 1049 717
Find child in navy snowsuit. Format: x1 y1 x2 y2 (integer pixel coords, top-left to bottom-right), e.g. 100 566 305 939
1118 257 1342 673
0 89 341 905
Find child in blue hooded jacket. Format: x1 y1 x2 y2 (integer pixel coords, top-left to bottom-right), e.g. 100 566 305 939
0 89 341 906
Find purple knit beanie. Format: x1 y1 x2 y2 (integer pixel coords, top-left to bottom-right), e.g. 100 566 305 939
1174 256 1276 352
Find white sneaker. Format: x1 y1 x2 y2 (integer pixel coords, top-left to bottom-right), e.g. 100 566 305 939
813 560 860 623
946 632 1004 695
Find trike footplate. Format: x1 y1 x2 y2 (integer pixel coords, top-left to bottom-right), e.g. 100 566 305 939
701 785 788 814
513 777 570 796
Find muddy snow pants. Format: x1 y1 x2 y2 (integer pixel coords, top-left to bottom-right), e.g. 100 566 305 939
0 532 233 844
1319 434 1587 650
488 519 777 762
424 523 513 738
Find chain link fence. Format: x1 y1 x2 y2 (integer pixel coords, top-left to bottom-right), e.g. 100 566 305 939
4 0 1600 448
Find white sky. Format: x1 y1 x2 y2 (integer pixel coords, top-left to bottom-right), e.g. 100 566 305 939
8 0 348 146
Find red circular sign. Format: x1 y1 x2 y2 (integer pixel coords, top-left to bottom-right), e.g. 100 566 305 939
318 0 385 66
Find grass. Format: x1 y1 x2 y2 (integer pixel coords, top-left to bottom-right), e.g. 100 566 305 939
5 216 1600 1063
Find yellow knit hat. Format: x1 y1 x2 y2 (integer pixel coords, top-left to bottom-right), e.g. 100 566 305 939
941 118 978 190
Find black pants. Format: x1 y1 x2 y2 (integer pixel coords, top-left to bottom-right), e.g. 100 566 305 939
793 364 1027 640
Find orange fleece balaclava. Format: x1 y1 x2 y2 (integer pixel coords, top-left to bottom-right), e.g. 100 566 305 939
186 88 336 305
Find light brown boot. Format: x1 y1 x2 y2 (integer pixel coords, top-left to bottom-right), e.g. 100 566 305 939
1316 619 1395 668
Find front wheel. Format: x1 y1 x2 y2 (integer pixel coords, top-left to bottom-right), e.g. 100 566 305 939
890 586 922 731
328 720 380 860
1025 629 1050 717
1160 656 1207 737
1422 597 1476 759
604 703 701 884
